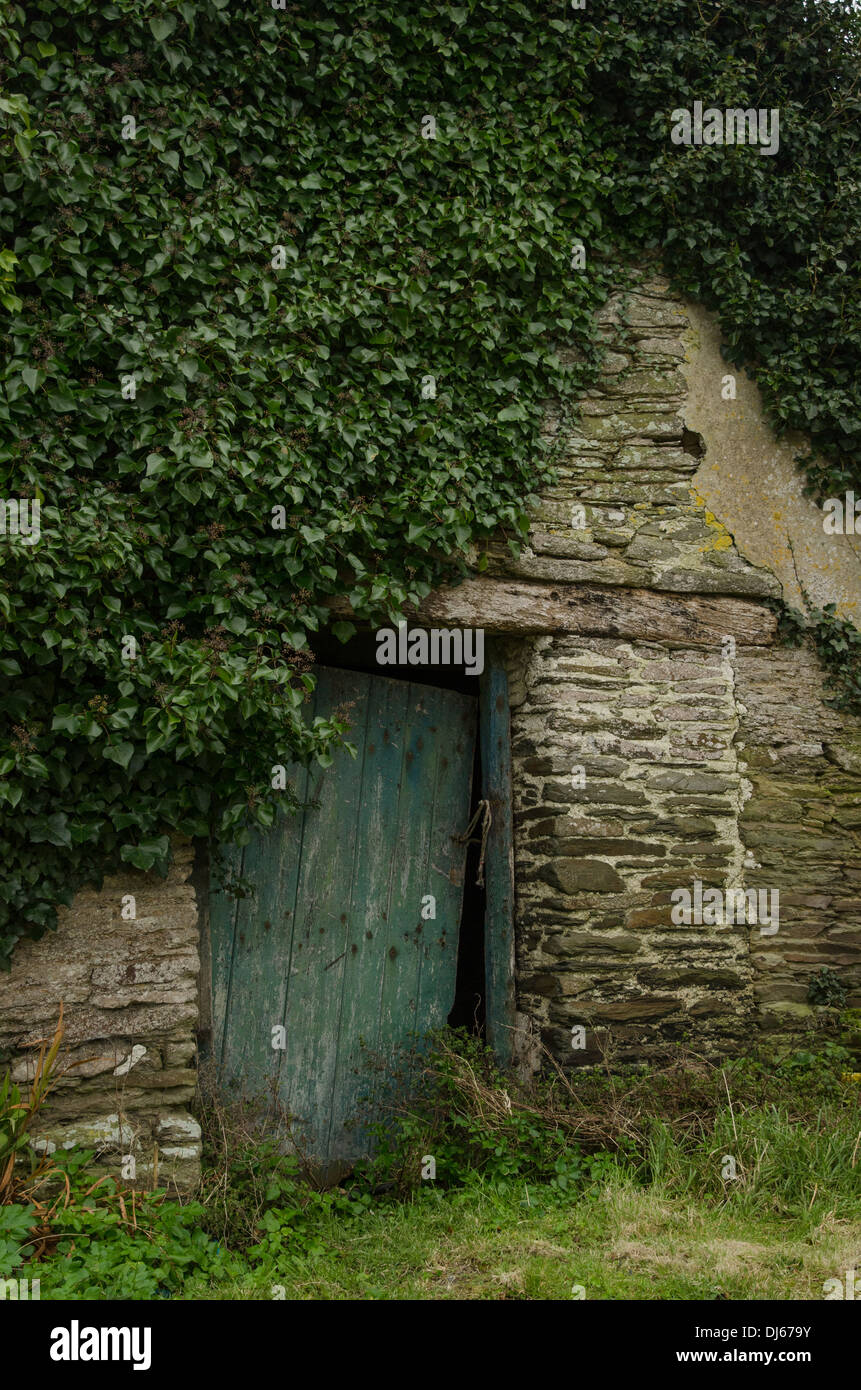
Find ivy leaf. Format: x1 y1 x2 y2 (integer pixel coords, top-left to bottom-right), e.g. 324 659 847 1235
51 709 80 734
149 16 177 41
103 741 135 770
31 814 71 848
120 837 170 871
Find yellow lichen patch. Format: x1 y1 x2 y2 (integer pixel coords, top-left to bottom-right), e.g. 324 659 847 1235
689 487 735 551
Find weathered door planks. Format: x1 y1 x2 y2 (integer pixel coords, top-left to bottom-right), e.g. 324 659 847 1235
210 666 476 1165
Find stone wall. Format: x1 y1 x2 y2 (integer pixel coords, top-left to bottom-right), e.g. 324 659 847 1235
503 632 861 1067
736 647 861 1037
507 633 756 1065
0 839 201 1191
413 268 859 1066
489 269 861 1067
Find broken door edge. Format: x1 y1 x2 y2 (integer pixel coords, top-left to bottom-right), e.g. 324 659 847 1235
479 641 517 1069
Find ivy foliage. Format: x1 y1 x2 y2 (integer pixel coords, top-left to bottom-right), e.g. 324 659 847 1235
600 0 861 502
1 0 859 964
777 600 861 716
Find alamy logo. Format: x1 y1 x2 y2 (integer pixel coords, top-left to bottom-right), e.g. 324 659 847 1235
670 102 780 156
0 1277 40 1299
822 492 861 534
823 1269 860 1300
50 1321 151 1371
671 880 779 935
0 497 40 545
376 623 484 676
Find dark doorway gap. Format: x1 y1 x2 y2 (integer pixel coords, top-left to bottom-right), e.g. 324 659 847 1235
311 624 483 696
448 730 486 1037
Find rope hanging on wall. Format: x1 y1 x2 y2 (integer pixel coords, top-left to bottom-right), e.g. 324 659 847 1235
454 798 493 889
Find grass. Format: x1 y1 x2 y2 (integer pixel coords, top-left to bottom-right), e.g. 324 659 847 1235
179 1173 860 1301
3 1029 860 1300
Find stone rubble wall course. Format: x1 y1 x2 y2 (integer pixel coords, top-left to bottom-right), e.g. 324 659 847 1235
0 839 201 1192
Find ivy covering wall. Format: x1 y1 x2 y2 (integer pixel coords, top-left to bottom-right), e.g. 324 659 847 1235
1 0 859 965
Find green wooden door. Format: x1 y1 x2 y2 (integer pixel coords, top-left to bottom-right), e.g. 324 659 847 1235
210 666 476 1166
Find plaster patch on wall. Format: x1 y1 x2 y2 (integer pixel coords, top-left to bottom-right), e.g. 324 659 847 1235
113 1044 147 1075
681 300 861 617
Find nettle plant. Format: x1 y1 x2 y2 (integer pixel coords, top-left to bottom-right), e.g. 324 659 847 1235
0 0 859 965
